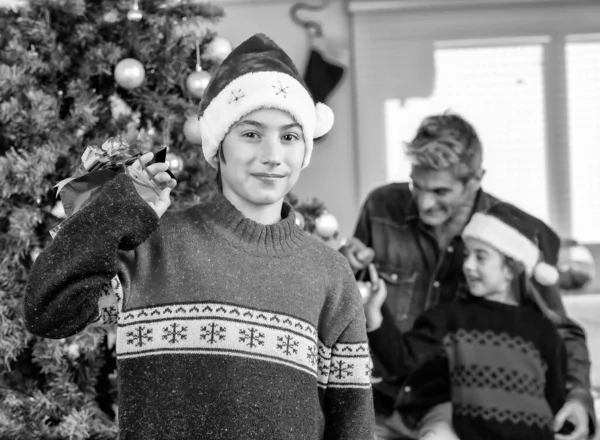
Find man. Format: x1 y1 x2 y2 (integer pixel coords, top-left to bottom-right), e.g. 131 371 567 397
340 113 595 440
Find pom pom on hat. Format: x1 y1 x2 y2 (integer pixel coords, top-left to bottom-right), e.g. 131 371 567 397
197 33 334 169
533 261 560 286
463 203 560 285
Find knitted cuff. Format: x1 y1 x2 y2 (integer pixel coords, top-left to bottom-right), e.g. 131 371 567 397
81 173 160 251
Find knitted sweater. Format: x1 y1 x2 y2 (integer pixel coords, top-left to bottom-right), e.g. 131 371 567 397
368 296 567 440
25 174 374 440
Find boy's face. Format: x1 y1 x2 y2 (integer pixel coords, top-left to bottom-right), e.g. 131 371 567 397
220 108 305 212
410 167 477 227
463 237 513 301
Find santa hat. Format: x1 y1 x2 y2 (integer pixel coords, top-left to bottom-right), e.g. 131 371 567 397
462 203 560 286
197 33 334 169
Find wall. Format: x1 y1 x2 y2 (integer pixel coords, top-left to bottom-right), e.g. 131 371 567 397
215 0 360 240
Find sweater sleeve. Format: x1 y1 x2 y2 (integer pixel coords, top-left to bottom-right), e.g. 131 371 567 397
320 262 375 440
368 305 449 379
24 174 159 339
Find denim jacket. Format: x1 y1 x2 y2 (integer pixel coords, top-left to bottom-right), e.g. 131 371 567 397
354 183 595 432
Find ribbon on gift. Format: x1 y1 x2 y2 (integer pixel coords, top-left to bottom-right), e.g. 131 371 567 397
53 136 172 220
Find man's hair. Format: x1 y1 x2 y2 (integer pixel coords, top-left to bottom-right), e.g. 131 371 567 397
405 112 483 181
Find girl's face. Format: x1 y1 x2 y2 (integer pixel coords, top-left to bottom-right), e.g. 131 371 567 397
220 108 305 213
463 237 514 303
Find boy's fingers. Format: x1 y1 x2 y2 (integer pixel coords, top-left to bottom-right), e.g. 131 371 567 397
137 152 154 166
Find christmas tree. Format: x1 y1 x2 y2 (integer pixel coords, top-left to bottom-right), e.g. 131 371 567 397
0 1 338 438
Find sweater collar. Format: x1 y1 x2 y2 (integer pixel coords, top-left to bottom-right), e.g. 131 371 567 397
205 190 306 257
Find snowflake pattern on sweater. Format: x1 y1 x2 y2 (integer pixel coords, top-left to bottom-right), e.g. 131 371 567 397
104 276 371 388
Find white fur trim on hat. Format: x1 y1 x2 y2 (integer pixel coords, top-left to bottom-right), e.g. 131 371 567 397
199 71 333 169
462 212 541 276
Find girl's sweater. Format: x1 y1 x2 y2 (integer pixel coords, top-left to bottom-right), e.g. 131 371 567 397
25 175 374 440
368 295 567 440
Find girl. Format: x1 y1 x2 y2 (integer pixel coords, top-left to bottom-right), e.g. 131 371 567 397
364 202 567 440
24 34 373 440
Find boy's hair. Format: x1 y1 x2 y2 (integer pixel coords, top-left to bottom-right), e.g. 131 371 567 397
214 146 226 193
504 257 562 324
405 112 483 181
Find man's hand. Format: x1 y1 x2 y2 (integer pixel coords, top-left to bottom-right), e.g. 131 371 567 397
554 399 590 440
129 152 177 218
362 264 387 331
339 237 375 273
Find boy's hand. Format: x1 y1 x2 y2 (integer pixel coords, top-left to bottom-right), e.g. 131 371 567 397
129 152 177 218
362 264 387 331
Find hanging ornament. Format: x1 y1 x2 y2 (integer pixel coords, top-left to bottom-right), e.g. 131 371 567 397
127 0 143 21
114 58 145 90
103 9 120 23
186 40 211 99
165 151 185 177
205 37 232 64
186 71 210 98
315 212 339 239
294 211 305 229
183 116 203 144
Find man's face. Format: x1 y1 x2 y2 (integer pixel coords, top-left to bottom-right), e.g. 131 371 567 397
410 167 473 227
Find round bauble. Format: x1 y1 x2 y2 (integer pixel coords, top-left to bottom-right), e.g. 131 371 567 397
127 8 143 21
166 152 185 177
315 212 339 239
114 58 145 90
205 37 232 64
186 70 211 99
183 116 203 144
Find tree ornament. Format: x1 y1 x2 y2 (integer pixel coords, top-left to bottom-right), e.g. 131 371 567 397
183 116 203 144
294 211 305 229
315 212 339 239
165 151 185 177
205 37 232 64
186 40 211 99
114 58 145 90
103 9 120 23
127 0 143 21
186 71 210 98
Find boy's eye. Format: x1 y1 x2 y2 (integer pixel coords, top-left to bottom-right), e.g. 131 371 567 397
242 132 259 139
282 133 300 142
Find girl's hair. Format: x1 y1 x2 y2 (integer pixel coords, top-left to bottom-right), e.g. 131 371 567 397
504 257 562 324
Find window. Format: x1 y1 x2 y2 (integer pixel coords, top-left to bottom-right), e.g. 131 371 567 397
566 35 600 242
385 39 550 222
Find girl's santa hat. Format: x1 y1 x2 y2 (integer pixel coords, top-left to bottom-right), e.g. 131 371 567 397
462 203 560 286
197 33 334 169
